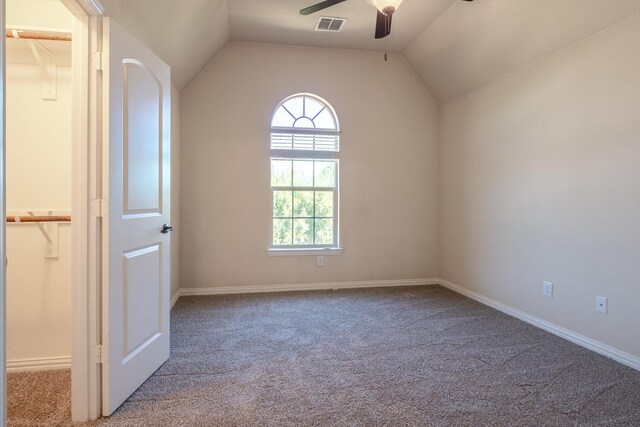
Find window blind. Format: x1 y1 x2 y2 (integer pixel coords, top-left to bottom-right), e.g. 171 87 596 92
271 131 340 152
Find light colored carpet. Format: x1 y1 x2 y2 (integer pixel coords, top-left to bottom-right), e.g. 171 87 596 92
9 286 640 426
8 369 71 426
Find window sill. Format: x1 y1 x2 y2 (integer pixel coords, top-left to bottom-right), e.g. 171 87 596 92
267 247 343 257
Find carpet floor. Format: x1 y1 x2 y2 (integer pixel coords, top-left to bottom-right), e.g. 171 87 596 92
8 369 71 426
9 286 640 426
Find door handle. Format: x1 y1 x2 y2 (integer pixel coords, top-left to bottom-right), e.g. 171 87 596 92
161 224 173 234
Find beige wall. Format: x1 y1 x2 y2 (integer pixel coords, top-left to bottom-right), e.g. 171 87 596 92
5 46 72 362
440 16 640 358
6 0 71 28
180 42 440 290
170 83 180 301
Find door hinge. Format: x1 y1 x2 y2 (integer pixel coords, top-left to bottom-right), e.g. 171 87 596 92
91 344 107 364
91 199 108 217
92 51 105 71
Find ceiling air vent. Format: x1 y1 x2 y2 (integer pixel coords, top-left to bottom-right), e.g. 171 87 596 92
315 17 346 32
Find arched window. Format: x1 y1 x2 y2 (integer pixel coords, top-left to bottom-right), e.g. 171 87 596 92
269 94 340 252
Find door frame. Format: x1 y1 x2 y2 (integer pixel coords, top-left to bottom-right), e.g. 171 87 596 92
1 0 6 423
59 0 105 422
60 0 104 421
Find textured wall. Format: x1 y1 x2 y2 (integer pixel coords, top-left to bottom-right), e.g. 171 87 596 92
440 16 640 358
180 42 440 289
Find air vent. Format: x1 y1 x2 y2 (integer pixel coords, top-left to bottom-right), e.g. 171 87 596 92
315 17 346 32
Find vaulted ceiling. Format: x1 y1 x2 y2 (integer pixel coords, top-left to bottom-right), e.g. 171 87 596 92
99 0 640 101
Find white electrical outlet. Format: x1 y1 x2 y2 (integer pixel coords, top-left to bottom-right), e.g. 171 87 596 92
317 256 324 266
543 281 553 298
596 296 608 314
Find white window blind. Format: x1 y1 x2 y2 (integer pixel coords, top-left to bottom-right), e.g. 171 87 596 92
270 129 340 152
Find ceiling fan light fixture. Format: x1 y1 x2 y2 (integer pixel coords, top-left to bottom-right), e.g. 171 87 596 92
368 0 404 15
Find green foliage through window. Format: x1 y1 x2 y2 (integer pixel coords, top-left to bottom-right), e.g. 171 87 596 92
271 160 336 246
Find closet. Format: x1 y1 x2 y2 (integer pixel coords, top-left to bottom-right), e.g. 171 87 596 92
5 0 74 422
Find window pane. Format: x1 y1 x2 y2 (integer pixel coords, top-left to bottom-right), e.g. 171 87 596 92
293 219 313 245
272 107 294 127
314 161 335 187
314 108 336 129
315 218 334 245
283 97 303 119
271 160 292 186
315 191 333 217
273 219 293 246
294 117 315 128
305 97 324 120
273 191 292 217
293 191 314 217
293 161 313 186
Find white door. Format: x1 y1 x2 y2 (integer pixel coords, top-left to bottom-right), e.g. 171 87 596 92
102 18 171 416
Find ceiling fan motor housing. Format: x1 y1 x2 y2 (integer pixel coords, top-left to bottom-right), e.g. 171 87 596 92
368 0 404 15
382 6 395 16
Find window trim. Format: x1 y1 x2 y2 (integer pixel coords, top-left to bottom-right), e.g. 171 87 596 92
267 247 343 257
269 158 340 250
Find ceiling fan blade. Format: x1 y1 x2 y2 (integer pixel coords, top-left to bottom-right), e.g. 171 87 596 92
300 0 348 15
375 10 392 39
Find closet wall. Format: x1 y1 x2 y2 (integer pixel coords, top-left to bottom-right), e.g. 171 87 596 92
6 0 73 368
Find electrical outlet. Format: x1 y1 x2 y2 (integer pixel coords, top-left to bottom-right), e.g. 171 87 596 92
317 256 324 266
596 296 608 314
543 281 553 298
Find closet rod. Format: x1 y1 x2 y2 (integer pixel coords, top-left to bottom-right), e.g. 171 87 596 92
7 215 71 223
5 29 72 42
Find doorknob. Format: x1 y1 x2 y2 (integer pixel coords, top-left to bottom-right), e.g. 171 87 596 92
161 224 173 234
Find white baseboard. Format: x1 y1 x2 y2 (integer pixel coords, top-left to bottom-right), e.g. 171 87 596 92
170 290 180 309
7 356 71 372
179 278 439 297
438 279 640 372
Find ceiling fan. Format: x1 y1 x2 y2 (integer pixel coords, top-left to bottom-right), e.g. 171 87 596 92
300 0 474 39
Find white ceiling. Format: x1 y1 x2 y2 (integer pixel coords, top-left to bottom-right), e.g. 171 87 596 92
404 0 640 102
99 0 640 99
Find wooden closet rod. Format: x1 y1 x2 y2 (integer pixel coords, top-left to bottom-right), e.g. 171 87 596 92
5 29 72 42
7 215 71 223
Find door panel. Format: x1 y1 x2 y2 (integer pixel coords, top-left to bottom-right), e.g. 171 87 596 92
102 18 171 416
123 244 162 361
123 60 162 215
